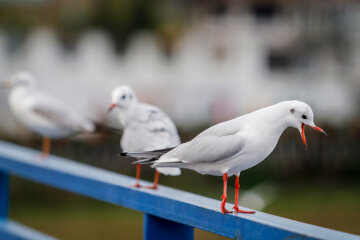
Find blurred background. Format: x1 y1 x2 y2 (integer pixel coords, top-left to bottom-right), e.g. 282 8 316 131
0 0 359 239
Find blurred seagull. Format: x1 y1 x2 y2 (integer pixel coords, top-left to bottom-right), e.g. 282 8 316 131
1 71 95 158
123 101 327 214
108 85 181 189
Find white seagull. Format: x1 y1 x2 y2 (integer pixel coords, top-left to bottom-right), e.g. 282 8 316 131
123 101 327 213
108 85 181 189
2 72 95 158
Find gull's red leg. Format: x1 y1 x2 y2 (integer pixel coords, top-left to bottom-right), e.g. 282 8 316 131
133 163 142 188
39 137 51 159
233 175 255 214
220 173 232 214
145 170 160 190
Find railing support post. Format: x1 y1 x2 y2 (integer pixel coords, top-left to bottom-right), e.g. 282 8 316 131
0 171 9 219
144 214 193 240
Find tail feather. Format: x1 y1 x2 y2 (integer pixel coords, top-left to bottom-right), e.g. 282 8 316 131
121 147 175 160
132 158 155 164
82 121 96 132
156 167 181 176
152 161 184 168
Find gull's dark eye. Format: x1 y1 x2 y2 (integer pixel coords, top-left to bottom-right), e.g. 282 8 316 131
302 114 307 120
121 94 126 99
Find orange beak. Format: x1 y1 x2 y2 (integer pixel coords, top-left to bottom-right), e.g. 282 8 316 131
301 123 327 147
301 123 306 146
107 103 116 112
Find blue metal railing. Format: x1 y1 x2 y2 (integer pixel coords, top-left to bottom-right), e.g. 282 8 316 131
0 140 359 240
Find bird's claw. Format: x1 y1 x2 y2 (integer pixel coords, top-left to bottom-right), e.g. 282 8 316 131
232 206 255 214
132 183 142 188
221 207 233 214
144 185 158 190
35 153 48 162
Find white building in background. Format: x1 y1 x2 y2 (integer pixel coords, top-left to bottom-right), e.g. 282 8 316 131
0 12 359 139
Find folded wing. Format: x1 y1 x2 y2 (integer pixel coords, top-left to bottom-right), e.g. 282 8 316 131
29 93 95 133
151 131 247 168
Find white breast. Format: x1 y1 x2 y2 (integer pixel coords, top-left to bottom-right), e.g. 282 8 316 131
223 124 284 176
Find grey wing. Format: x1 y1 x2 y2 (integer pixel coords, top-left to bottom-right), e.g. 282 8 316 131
162 132 246 164
136 104 180 145
29 93 94 132
121 126 171 151
121 105 180 151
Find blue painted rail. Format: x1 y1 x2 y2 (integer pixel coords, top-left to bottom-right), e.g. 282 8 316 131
0 140 359 240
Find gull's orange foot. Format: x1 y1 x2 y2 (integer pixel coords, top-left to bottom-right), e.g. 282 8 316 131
220 195 232 214
233 206 255 214
144 185 158 190
221 206 233 214
132 183 142 188
35 153 49 161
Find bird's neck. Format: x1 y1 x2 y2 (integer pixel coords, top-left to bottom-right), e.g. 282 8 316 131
9 86 32 102
254 102 293 138
118 103 137 127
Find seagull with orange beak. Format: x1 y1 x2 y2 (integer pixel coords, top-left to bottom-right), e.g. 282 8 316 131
1 71 95 158
108 85 181 189
122 100 327 214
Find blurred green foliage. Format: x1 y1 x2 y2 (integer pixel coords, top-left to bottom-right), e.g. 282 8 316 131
0 0 185 53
